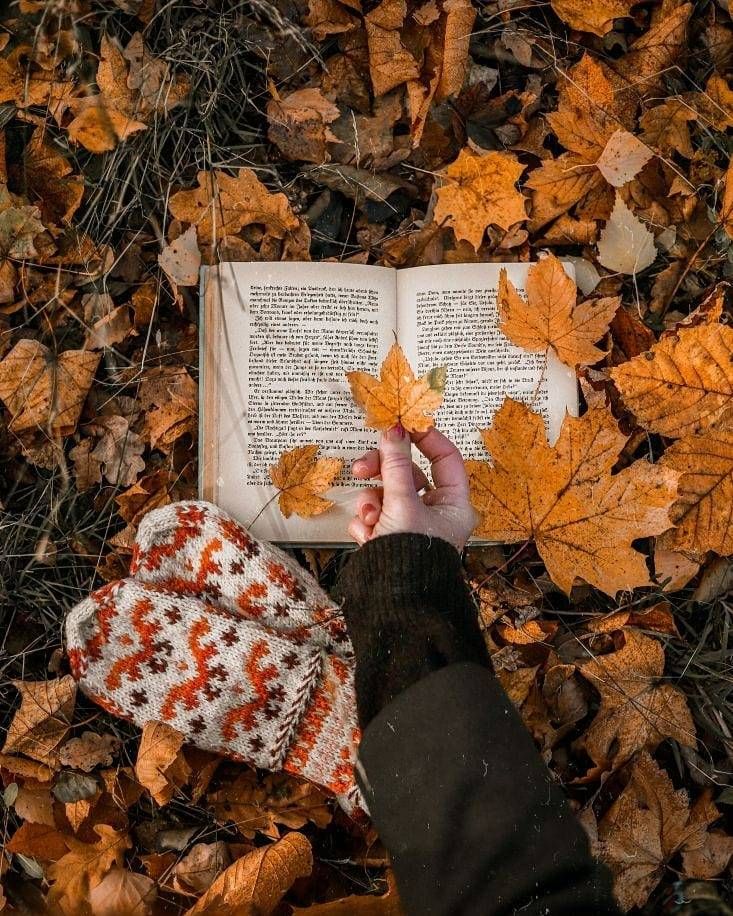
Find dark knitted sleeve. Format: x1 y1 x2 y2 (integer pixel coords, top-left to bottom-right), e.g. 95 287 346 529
334 532 489 727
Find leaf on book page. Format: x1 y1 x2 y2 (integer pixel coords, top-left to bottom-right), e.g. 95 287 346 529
347 342 446 432
465 398 678 596
595 129 654 187
597 194 657 275
498 254 620 368
269 445 343 519
433 148 527 250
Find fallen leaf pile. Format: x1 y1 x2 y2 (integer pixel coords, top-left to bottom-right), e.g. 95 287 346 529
2 0 733 913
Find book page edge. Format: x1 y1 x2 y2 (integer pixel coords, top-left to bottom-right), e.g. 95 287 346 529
199 266 220 503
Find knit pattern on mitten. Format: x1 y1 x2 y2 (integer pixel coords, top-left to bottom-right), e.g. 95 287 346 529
65 501 363 815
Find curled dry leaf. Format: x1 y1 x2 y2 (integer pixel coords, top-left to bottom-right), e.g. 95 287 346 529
498 254 620 368
134 721 191 806
610 321 733 439
172 841 231 895
597 194 657 275
466 399 678 596
2 676 76 766
364 0 420 97
599 752 732 911
433 148 527 250
88 868 157 916
47 824 131 914
578 629 695 773
0 339 99 438
185 831 313 916
267 87 341 163
269 444 343 519
347 342 446 432
90 415 146 487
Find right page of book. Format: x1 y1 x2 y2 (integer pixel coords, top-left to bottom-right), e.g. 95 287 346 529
396 262 578 460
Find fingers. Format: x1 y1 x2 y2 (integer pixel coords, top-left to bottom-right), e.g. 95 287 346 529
378 425 420 507
355 488 382 527
352 450 431 491
411 427 469 493
348 516 373 545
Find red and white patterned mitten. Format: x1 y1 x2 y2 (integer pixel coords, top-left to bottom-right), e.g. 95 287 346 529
65 501 363 816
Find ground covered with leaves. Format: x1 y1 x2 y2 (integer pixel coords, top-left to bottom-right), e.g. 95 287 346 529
2 0 733 913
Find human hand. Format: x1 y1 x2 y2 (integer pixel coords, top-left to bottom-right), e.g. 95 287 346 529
348 425 477 552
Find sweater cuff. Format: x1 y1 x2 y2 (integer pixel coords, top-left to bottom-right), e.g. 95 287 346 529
336 533 490 726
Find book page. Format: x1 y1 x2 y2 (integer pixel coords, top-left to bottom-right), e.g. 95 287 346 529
396 263 578 464
202 261 396 543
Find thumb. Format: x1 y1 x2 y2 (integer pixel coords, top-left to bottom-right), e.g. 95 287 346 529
379 425 418 507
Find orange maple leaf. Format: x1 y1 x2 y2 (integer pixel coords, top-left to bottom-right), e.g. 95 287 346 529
433 148 527 250
465 399 678 596
347 342 446 432
498 255 620 368
269 445 343 519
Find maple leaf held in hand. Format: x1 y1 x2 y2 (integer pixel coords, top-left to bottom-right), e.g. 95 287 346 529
465 399 678 596
433 148 528 250
270 445 343 519
347 342 446 432
498 255 620 369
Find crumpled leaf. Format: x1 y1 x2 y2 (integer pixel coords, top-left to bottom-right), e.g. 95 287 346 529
209 770 332 840
657 412 733 556
599 752 730 910
595 129 654 188
550 0 635 36
610 321 733 439
364 0 420 96
0 339 99 438
466 399 678 596
88 868 157 916
597 193 657 275
578 629 695 773
59 731 121 773
22 130 84 224
267 87 340 163
47 824 131 915
138 365 197 451
134 722 191 806
347 342 446 432
90 415 146 486
185 832 313 916
2 676 76 766
498 254 620 368
172 841 230 895
434 148 527 250
269 444 343 519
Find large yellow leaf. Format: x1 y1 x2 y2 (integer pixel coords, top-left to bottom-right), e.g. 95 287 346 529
0 339 99 437
466 399 678 596
498 254 620 368
347 342 446 432
433 148 527 250
578 630 695 773
47 825 131 915
657 412 733 556
185 832 313 915
610 322 733 438
269 444 343 519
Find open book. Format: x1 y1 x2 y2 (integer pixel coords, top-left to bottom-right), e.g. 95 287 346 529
199 261 578 545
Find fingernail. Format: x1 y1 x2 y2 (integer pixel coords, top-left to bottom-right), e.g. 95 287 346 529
360 503 376 520
352 459 366 473
387 423 405 440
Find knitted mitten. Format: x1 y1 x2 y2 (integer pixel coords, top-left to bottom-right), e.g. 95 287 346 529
65 501 363 816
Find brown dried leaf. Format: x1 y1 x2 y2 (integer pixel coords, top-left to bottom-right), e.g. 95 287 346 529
90 415 146 486
88 868 157 916
579 630 695 773
172 841 231 895
2 676 76 766
0 339 99 437
595 129 654 188
135 722 191 806
267 87 340 163
498 255 620 368
269 444 343 519
433 148 527 250
185 832 313 915
610 321 733 438
59 731 121 772
364 0 420 97
47 825 131 915
551 0 635 35
347 342 446 432
466 399 678 596
159 225 201 287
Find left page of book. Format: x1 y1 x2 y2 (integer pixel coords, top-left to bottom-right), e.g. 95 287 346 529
200 261 396 544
